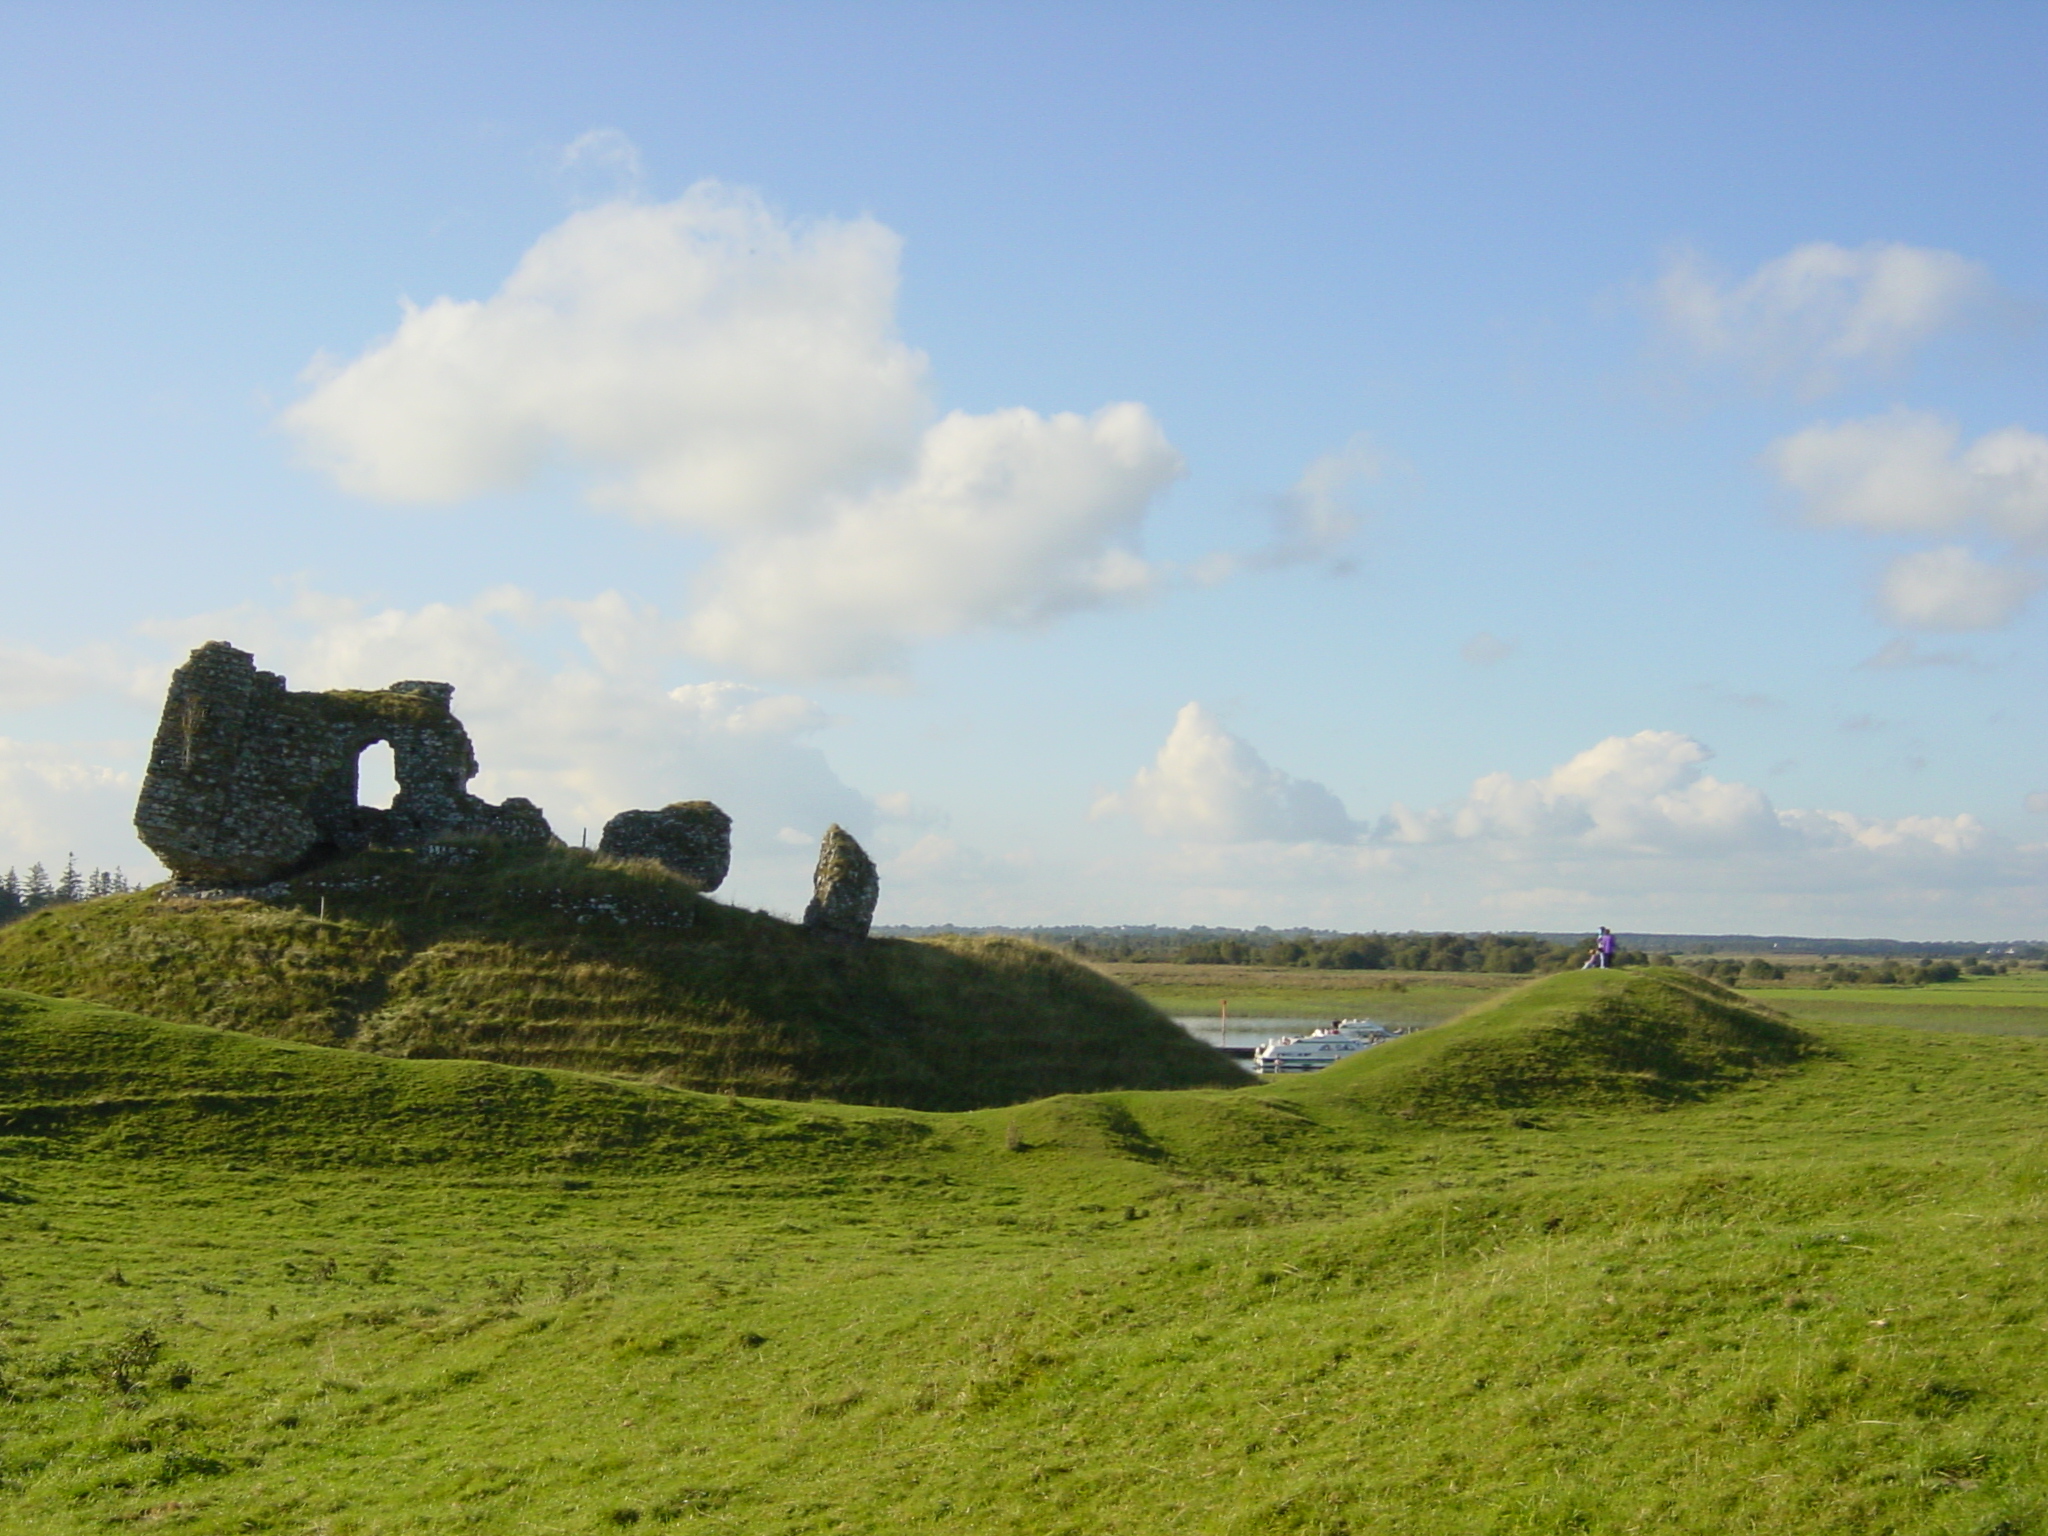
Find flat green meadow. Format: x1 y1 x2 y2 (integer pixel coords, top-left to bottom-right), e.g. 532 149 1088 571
1766 971 2048 1038
1096 962 1517 1024
4 969 2048 1534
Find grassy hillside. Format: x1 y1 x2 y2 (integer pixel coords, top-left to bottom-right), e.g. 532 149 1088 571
0 843 1244 1110
5 969 2048 1532
0 987 932 1171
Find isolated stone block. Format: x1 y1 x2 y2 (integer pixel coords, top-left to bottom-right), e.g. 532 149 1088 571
598 801 732 891
802 824 878 940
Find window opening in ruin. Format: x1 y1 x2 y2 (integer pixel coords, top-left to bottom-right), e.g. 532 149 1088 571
357 741 400 810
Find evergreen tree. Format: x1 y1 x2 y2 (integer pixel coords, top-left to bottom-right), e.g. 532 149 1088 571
0 869 20 923
56 853 82 904
24 862 52 908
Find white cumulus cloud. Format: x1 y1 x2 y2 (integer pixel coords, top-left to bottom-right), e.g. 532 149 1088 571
1776 807 1989 858
1096 703 1357 844
283 178 1185 679
1059 722 2044 933
1654 240 2001 395
1877 546 2042 631
285 185 926 523
683 403 1179 676
1768 409 2048 631
1768 410 2048 542
1378 730 2011 875
1384 731 1783 852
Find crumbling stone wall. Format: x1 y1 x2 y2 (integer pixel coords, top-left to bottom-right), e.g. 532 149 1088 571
803 824 879 940
598 802 732 891
135 641 554 886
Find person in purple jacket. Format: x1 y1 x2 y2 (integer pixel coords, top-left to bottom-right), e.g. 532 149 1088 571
1583 926 1616 969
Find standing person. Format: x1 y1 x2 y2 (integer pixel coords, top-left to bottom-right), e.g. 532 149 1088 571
1583 926 1616 969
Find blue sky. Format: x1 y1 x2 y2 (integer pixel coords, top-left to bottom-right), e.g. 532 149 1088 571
4 3 2046 937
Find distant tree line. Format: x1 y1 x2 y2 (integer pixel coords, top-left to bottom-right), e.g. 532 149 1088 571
884 925 2047 964
1662 956 1790 983
0 856 134 924
1650 954 2020 986
1816 958 1969 986
1066 930 1649 973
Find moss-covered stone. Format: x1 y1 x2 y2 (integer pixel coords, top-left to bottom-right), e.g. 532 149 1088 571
803 824 878 939
598 801 732 891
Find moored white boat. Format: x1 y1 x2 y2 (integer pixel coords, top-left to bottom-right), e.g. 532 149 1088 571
1250 1019 1404 1074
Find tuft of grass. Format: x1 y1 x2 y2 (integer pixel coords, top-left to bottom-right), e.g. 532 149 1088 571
0 842 1245 1110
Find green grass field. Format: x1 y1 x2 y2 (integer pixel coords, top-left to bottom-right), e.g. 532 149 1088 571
1763 971 2048 1037
5 966 2048 1533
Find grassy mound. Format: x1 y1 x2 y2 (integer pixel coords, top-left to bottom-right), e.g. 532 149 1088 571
0 843 1244 1110
1287 965 1821 1120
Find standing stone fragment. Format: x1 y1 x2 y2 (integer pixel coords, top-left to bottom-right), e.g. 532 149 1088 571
598 802 733 891
802 824 879 940
135 640 554 887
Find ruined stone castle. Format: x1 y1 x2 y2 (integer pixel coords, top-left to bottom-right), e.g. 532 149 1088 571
134 641 877 937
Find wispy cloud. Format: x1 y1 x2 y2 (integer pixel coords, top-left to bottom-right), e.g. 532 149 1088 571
1460 632 1515 666
1858 637 1980 671
1252 435 1383 570
1191 436 1390 585
1652 240 2005 396
557 127 644 202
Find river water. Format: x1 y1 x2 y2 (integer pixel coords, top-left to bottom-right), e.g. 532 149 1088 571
1170 1015 1384 1052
